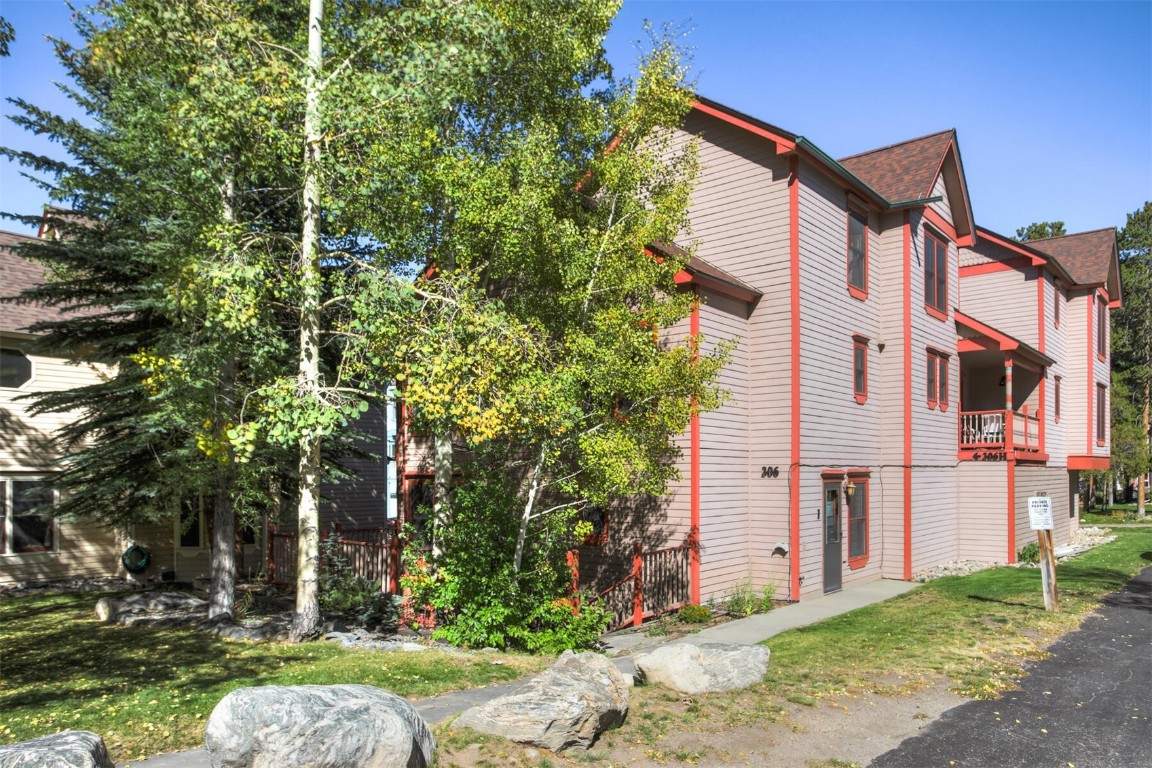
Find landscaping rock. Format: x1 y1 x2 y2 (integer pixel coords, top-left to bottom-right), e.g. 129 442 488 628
0 730 113 768
94 591 206 623
634 642 770 694
204 684 435 768
450 650 628 752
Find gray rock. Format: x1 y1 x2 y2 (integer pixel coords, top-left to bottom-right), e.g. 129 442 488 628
450 650 628 751
94 591 206 623
204 684 434 768
0 730 113 768
635 642 770 694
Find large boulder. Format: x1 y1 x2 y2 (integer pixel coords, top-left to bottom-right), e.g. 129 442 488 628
634 642 770 694
0 730 113 768
451 650 628 752
205 684 435 768
94 591 206 624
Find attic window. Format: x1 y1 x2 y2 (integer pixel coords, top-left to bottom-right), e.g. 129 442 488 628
0 349 32 388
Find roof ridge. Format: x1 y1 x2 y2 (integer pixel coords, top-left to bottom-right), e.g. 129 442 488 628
838 128 955 163
1023 226 1116 244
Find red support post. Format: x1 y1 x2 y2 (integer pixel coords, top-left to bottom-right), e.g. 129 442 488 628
632 540 644 628
389 523 402 594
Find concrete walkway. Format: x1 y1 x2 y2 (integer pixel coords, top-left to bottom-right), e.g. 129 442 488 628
118 578 916 767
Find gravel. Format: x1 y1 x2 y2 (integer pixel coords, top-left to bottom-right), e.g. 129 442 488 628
912 525 1117 583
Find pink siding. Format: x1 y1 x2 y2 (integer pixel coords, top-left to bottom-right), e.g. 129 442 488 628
1044 272 1069 464
957 463 1008 561
958 267 1041 349
875 212 908 580
1014 466 1074 551
1063 290 1094 456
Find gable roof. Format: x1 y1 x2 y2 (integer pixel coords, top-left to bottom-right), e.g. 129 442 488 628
1025 228 1116 285
839 130 956 203
0 230 54 335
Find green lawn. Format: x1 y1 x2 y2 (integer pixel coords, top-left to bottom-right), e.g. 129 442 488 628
763 527 1152 699
0 593 548 763
1080 503 1148 524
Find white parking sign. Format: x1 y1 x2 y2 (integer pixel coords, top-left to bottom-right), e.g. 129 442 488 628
1028 496 1053 530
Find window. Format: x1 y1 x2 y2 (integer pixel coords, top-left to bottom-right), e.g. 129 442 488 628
846 475 869 567
927 350 949 410
1096 383 1107 446
923 230 948 318
1097 298 1107 360
1053 287 1061 328
852 337 868 404
1 478 56 555
177 497 206 550
0 349 32 388
847 207 868 300
580 505 608 546
1054 376 1062 422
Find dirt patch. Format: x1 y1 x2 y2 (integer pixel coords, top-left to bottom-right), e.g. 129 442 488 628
434 677 967 768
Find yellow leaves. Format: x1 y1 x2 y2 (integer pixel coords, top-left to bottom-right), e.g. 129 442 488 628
131 350 185 396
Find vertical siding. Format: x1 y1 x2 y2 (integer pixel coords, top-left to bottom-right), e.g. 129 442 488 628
957 463 1009 561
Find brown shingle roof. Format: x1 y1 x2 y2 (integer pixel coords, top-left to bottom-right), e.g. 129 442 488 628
0 230 56 334
839 130 955 203
1025 228 1117 287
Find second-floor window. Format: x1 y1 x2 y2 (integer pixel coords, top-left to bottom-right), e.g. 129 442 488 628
853 337 868 404
1054 376 1062 422
847 207 868 299
1053 286 1061 328
927 349 949 410
1097 297 1107 359
1096 383 1107 445
924 230 948 318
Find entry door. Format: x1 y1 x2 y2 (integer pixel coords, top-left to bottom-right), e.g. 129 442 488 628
823 482 842 593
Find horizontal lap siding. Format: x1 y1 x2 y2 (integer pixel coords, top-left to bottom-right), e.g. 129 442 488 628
321 405 390 529
0 520 123 584
877 215 907 579
958 264 1040 349
928 175 953 225
697 290 751 601
1015 465 1073 549
1045 273 1069 463
1064 293 1092 456
958 463 1008 561
673 112 791 598
909 210 960 569
1093 300 1110 458
796 162 883 595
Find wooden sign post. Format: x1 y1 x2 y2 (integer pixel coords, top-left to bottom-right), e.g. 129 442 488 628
1028 496 1059 611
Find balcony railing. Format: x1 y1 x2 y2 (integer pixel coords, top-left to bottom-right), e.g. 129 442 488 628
959 407 1041 454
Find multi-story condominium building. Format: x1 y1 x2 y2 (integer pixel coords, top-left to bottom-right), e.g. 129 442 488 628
574 97 1120 607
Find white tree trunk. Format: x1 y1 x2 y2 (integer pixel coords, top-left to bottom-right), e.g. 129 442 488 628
432 432 452 558
289 0 325 643
513 448 546 573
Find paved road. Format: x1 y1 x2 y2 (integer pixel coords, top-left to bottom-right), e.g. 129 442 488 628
871 566 1152 768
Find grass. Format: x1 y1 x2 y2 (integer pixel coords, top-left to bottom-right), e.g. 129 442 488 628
1080 503 1147 524
0 591 548 763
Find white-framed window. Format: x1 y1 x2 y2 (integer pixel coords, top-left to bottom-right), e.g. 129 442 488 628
1 477 57 555
0 348 33 389
176 497 208 550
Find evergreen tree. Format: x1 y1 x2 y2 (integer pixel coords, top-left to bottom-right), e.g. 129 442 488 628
1014 221 1067 241
1114 202 1152 515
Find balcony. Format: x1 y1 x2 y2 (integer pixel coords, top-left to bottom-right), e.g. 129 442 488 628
959 407 1042 457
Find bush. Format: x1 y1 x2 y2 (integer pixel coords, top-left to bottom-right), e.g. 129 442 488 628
724 578 775 617
318 533 400 628
1016 541 1041 564
678 602 712 623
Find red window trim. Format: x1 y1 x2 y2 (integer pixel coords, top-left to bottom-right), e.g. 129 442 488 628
1096 297 1107 361
1096 383 1107 446
852 336 868 404
846 475 869 569
923 228 949 321
846 205 869 301
926 349 950 411
1054 376 1062 423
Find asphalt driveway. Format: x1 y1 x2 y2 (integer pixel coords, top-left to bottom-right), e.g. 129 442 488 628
871 565 1152 768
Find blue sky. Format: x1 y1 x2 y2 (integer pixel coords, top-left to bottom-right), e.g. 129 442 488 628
2 0 1149 237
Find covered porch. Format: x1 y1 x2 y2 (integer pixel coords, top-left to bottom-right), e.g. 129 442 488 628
956 312 1053 460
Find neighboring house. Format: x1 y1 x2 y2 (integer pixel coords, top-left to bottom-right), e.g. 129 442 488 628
0 229 126 584
1 227 397 586
574 97 1120 606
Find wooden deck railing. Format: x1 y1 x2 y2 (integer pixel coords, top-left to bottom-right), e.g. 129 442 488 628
959 407 1041 454
268 522 401 593
573 539 693 632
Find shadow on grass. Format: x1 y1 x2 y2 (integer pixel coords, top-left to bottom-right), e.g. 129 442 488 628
965 594 1046 610
0 594 317 712
1140 551 1152 562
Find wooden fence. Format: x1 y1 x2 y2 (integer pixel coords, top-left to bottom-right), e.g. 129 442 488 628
573 539 693 632
268 522 401 593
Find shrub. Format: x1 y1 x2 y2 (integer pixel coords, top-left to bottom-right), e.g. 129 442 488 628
724 578 775 617
318 532 399 628
678 602 712 623
1016 541 1041 564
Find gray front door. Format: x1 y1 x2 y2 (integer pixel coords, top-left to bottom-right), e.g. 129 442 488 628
823 482 842 593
